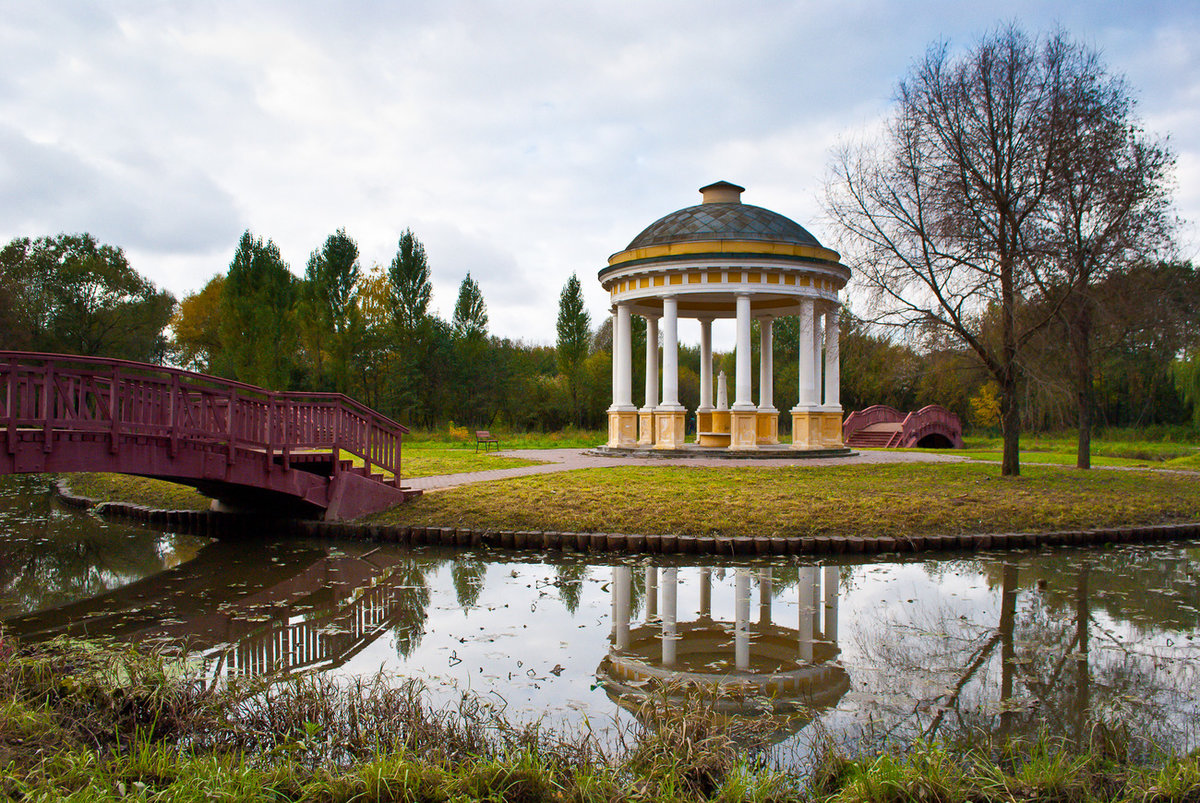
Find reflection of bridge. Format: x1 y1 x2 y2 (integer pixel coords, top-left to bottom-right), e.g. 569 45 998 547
3 539 435 678
600 565 850 734
0 351 417 519
843 404 964 449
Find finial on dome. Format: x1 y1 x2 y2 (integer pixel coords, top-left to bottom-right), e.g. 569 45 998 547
699 181 745 204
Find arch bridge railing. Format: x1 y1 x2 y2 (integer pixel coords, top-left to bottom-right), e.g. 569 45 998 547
0 351 407 480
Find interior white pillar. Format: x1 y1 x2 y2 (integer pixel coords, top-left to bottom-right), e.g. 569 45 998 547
758 316 775 411
698 319 713 411
658 296 683 410
642 316 659 410
735 568 751 670
824 305 841 409
795 298 817 409
733 293 755 410
615 303 634 409
662 567 677 667
612 566 631 651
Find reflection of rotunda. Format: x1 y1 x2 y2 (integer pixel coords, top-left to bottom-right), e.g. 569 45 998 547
600 182 851 452
598 566 850 725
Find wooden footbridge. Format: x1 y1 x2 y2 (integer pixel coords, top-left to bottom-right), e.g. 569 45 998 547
0 351 418 519
843 404 964 450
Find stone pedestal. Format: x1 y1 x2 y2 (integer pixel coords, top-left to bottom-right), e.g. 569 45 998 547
608 410 638 448
654 410 686 449
638 410 655 445
696 406 714 435
791 408 824 450
730 410 758 449
711 410 731 434
820 408 844 448
756 411 779 445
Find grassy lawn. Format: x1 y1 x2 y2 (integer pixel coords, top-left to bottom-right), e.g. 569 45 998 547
64 473 212 510
401 445 545 478
370 461 1200 538
903 431 1200 469
404 427 606 450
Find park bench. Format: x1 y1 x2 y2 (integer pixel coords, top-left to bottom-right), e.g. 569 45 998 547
475 430 499 453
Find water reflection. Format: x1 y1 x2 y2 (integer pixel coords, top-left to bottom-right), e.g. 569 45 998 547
3 473 1200 759
601 566 849 733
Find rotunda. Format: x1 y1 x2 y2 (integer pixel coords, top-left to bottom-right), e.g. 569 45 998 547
600 181 850 452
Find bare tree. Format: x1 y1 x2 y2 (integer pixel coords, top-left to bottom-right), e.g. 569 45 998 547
1036 50 1176 468
827 28 1083 476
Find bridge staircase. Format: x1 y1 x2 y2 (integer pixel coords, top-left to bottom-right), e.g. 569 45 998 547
843 405 964 450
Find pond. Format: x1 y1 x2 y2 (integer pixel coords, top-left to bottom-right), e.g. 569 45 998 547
3 474 1200 762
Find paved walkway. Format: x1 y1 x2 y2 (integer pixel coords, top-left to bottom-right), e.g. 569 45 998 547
404 447 970 492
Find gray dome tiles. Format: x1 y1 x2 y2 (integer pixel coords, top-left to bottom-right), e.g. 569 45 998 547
627 203 823 250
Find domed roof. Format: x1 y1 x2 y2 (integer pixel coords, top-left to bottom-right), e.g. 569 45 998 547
624 182 823 251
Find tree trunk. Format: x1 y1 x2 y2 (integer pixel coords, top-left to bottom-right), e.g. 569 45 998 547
1000 370 1021 477
1073 296 1094 470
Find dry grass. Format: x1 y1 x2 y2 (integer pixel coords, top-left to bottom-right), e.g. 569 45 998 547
63 472 212 510
373 462 1200 538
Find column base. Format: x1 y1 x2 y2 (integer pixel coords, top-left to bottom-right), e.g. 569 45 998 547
730 410 758 449
638 410 655 445
653 410 686 449
696 406 714 435
791 409 823 450
820 407 844 448
711 410 730 434
608 410 639 448
755 411 779 445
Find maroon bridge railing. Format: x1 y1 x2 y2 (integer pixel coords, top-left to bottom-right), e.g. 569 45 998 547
843 404 963 449
0 351 414 518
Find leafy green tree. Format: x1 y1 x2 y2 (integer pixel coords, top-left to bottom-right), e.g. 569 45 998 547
0 233 174 362
220 230 298 388
303 228 362 392
452 273 488 340
389 229 431 330
556 273 591 425
170 275 225 372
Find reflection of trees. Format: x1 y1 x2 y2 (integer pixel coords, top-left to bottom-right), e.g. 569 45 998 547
0 476 202 617
451 557 487 610
555 564 587 614
390 559 438 658
854 556 1200 754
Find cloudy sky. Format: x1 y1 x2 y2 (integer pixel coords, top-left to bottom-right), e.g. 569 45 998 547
3 1 1197 347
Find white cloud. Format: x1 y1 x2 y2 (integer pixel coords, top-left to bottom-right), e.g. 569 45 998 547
1 0 1196 339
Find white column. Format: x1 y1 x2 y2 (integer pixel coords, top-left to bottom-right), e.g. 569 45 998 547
610 308 618 406
824 305 841 409
795 298 817 409
758 317 775 411
614 304 634 409
612 566 631 651
823 565 839 645
662 567 677 667
699 567 712 618
642 316 659 410
735 568 751 670
733 293 755 410
658 296 683 410
813 308 825 406
698 319 713 411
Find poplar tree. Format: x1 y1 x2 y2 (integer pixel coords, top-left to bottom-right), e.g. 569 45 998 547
221 230 297 388
556 273 591 425
304 228 362 392
389 229 431 330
